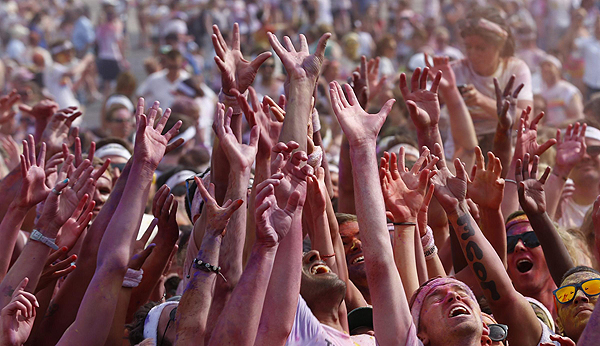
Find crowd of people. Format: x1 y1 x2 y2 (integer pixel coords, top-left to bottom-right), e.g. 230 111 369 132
5 0 600 345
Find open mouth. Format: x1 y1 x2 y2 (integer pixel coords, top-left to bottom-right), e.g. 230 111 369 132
516 259 533 273
448 306 470 318
351 256 364 265
311 263 331 275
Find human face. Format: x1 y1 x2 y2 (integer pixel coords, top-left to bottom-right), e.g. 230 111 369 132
463 35 502 76
165 57 182 72
418 283 483 345
340 222 367 289
481 313 505 346
506 222 553 295
540 62 559 85
93 175 112 217
571 138 600 186
107 108 134 139
300 250 346 308
557 271 600 341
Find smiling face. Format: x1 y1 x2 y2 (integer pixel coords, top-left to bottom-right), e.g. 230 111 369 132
92 174 112 217
300 250 346 310
557 271 600 341
506 222 553 295
571 138 600 186
418 283 483 345
339 221 367 290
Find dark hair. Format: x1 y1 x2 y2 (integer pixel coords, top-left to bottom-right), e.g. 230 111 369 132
104 104 131 122
560 266 600 285
164 276 181 298
461 7 515 57
126 301 159 345
164 49 183 61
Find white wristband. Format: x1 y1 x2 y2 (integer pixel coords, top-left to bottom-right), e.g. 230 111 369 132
123 268 144 288
30 229 59 250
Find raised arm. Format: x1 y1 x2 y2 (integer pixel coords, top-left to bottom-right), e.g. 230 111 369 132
466 147 507 267
492 76 523 178
56 99 181 346
268 32 330 151
175 178 242 346
515 154 575 286
431 158 543 346
209 176 304 346
330 80 413 345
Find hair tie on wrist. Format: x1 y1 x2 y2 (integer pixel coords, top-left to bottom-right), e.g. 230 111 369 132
393 222 416 226
504 179 517 184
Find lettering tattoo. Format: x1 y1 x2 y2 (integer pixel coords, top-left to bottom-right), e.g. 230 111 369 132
455 214 501 301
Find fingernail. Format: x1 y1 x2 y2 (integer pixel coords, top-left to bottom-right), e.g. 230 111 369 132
63 178 69 183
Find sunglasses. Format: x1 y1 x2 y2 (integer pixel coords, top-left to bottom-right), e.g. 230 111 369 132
553 278 600 304
587 145 600 157
488 323 508 342
506 231 540 254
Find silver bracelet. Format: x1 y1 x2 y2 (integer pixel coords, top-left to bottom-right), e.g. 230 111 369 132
505 179 517 184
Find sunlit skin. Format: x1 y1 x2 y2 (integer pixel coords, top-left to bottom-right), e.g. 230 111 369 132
505 222 556 318
92 174 112 217
556 271 600 342
106 108 134 140
463 35 501 77
418 283 490 346
481 313 505 346
570 138 600 206
339 221 369 302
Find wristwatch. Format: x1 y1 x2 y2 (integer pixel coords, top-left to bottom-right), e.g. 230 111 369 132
30 229 59 250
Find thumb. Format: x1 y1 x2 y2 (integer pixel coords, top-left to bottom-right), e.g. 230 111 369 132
377 99 396 118
285 190 302 214
225 199 244 219
315 33 331 60
135 244 156 267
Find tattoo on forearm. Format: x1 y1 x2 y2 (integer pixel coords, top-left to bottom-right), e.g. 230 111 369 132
456 215 501 301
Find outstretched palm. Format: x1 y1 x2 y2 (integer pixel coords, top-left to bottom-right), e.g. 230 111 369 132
467 148 504 210
214 103 259 170
400 67 442 130
555 123 586 171
212 24 271 94
134 99 181 168
515 154 551 215
431 159 468 213
268 32 330 82
255 181 297 247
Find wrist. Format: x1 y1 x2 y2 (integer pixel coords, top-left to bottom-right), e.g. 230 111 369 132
130 160 157 180
416 125 440 139
552 166 572 180
348 140 377 153
393 215 417 224
253 242 279 255
10 201 31 215
444 200 469 217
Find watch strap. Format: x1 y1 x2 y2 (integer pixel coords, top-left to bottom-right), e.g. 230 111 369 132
30 229 59 250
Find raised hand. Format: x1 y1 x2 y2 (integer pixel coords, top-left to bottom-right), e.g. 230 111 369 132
425 54 456 92
214 102 259 170
431 156 469 213
73 137 96 168
351 56 369 109
514 107 556 161
0 135 20 171
212 23 272 95
254 176 303 247
36 248 77 293
400 67 443 131
15 135 50 210
56 195 94 250
270 141 300 174
194 176 243 236
384 146 438 191
268 31 331 83
236 87 282 158
273 150 312 208
554 122 587 179
329 80 395 146
152 185 179 246
18 99 59 123
515 154 551 215
134 98 181 168
306 167 327 215
40 107 82 156
0 90 20 124
494 75 523 131
467 147 505 210
380 151 434 223
366 57 387 104
0 277 37 346
128 218 158 270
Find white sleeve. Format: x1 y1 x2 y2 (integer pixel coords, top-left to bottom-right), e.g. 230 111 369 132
512 59 533 101
286 295 323 346
536 318 559 346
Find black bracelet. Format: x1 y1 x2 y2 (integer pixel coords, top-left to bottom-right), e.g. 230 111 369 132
393 222 416 226
187 258 227 282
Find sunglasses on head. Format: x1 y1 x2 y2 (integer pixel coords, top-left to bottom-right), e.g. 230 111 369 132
488 323 508 342
506 231 540 254
587 145 600 157
553 278 600 304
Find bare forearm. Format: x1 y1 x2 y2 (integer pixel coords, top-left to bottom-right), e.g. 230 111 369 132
0 168 23 220
278 82 312 152
310 211 336 269
0 204 29 279
478 207 507 267
492 127 513 178
501 160 520 217
209 244 277 346
526 211 574 286
442 89 477 153
394 225 419 299
416 126 445 164
244 156 269 265
175 234 222 346
105 288 132 346
338 136 355 214
545 169 569 220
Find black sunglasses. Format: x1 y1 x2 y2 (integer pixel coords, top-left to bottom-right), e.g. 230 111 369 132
587 145 600 157
507 231 540 254
488 323 508 342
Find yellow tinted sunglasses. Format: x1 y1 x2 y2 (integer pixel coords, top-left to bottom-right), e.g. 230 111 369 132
553 278 600 304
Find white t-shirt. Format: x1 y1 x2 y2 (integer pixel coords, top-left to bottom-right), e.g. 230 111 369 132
574 36 600 89
540 80 582 127
286 296 376 346
558 196 592 230
452 57 533 135
43 62 80 110
136 69 190 109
